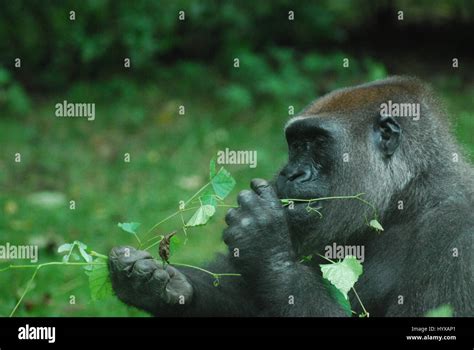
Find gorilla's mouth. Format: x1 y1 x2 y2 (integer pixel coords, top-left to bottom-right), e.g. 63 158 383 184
275 179 323 201
283 199 323 210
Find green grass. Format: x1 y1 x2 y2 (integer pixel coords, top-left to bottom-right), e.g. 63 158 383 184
0 78 472 317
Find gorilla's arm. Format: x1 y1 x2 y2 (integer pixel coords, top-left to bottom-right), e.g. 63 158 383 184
109 247 256 317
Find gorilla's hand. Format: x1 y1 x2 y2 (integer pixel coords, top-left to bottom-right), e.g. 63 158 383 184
108 246 193 314
223 179 293 275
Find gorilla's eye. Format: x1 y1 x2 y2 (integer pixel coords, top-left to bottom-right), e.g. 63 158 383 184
292 141 311 152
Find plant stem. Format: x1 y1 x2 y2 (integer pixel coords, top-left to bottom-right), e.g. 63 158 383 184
5 261 106 317
1 261 105 272
316 253 336 264
90 251 108 259
133 233 142 248
143 206 201 240
352 286 369 317
281 193 378 218
184 182 211 207
143 211 182 238
281 193 367 204
10 266 39 317
171 262 241 279
143 237 163 251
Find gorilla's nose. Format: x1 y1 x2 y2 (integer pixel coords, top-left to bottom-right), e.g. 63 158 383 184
280 165 313 183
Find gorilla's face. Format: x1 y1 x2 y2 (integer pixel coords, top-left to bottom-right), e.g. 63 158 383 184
275 116 334 201
274 110 403 246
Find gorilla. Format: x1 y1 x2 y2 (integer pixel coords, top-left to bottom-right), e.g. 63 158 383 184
108 77 473 317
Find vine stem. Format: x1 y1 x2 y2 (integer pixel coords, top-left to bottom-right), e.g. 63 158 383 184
143 203 220 241
352 286 369 317
90 251 108 259
143 237 163 251
281 193 366 203
144 206 200 242
171 262 241 279
143 211 184 238
281 193 378 220
4 261 106 317
316 253 336 264
10 266 39 317
143 204 239 250
184 182 211 207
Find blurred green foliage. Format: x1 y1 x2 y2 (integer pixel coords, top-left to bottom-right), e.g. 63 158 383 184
2 0 474 113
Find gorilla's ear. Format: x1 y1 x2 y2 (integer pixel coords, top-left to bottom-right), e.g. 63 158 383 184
375 116 401 156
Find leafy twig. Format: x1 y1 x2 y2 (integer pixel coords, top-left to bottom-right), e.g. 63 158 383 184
171 262 241 286
316 253 368 317
2 261 106 317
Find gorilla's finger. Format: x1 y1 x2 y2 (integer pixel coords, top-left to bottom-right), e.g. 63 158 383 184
165 265 181 279
250 178 279 203
223 218 249 246
109 246 152 271
147 267 170 290
223 226 240 246
136 267 169 296
237 189 256 208
153 267 170 283
224 208 239 225
163 266 194 305
222 227 232 245
132 258 158 279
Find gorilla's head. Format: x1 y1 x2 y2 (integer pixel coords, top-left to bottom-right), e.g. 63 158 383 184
274 77 461 250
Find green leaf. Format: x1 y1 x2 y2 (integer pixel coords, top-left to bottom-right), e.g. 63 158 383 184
58 241 88 263
85 257 113 301
425 304 454 317
62 253 80 263
211 167 236 200
186 205 216 227
78 245 92 263
57 243 73 254
320 256 363 300
322 278 352 316
209 158 217 180
118 222 141 234
200 187 217 207
74 240 88 250
369 219 384 232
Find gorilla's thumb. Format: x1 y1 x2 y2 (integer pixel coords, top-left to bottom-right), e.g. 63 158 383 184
250 178 278 202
